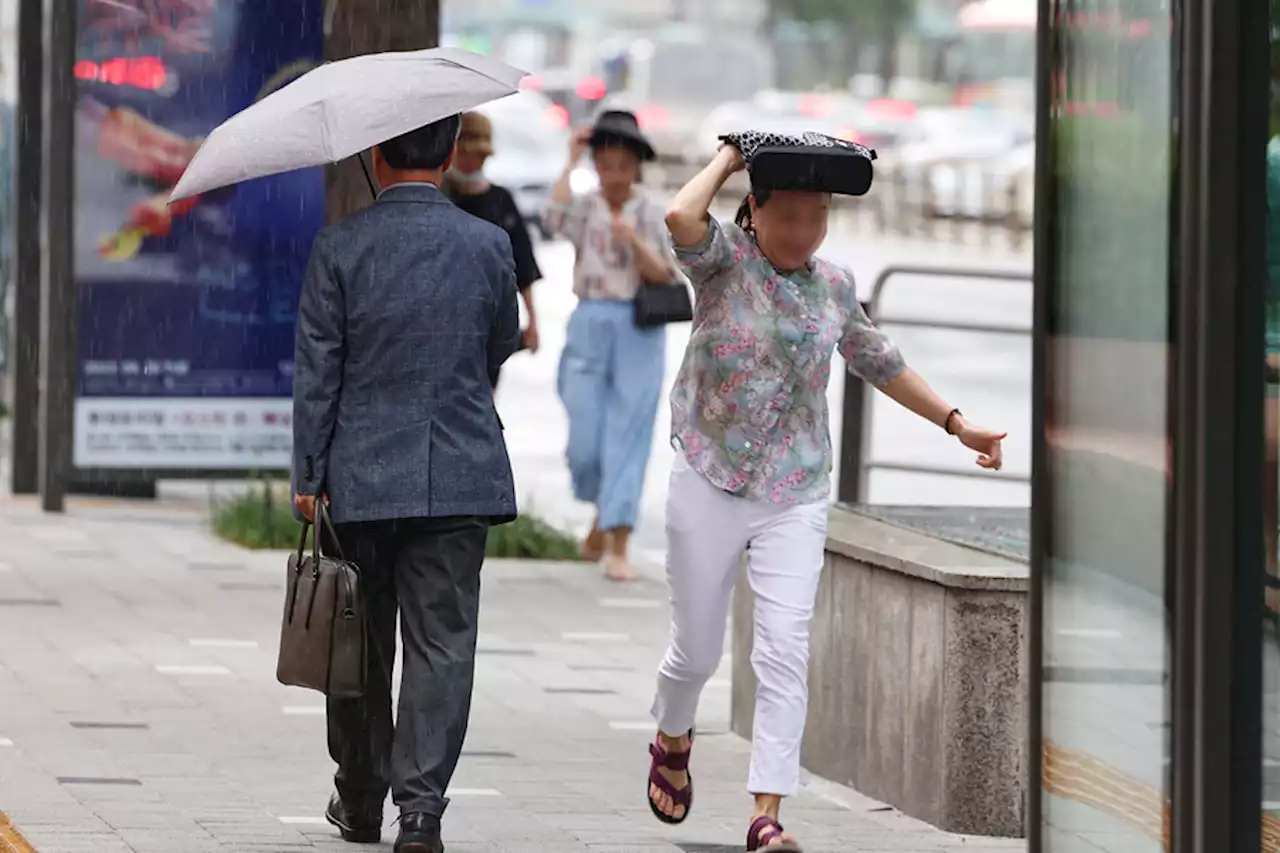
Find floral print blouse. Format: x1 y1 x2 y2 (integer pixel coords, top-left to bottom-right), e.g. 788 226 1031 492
670 218 906 504
543 192 672 301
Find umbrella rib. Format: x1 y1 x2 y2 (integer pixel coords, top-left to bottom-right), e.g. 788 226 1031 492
439 59 520 90
317 98 336 163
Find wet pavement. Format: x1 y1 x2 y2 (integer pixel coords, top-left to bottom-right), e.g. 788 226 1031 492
848 505 1029 563
0 496 1022 853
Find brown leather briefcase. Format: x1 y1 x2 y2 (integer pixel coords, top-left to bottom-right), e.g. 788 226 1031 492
276 504 366 698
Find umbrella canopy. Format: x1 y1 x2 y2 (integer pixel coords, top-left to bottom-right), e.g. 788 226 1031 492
169 47 526 202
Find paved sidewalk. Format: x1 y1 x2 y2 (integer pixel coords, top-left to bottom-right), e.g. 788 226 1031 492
0 496 1021 853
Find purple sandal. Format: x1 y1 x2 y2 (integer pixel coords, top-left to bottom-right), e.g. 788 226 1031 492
646 730 694 825
747 816 803 852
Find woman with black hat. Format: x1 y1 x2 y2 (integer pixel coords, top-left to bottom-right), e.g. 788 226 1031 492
544 110 676 582
644 134 1007 852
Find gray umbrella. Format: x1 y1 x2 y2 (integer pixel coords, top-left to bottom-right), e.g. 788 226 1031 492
169 47 527 203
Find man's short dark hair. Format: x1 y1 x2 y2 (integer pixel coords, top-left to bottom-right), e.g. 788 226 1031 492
378 113 461 170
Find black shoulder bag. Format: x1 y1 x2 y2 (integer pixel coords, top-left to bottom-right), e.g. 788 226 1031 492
634 280 693 328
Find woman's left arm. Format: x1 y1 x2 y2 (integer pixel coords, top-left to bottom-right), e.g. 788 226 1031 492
876 368 1006 470
840 286 1006 470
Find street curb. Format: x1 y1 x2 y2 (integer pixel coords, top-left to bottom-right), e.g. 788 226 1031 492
0 811 37 853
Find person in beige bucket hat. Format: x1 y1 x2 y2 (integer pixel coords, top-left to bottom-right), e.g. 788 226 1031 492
457 110 495 157
444 111 542 392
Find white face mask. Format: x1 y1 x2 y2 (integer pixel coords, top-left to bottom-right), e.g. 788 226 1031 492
450 166 485 184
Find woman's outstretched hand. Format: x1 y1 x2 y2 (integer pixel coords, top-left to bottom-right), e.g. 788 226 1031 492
955 421 1006 470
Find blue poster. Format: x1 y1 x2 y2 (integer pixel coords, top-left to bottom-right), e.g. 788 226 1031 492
72 0 323 469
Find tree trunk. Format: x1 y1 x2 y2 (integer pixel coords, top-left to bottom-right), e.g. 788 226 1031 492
324 0 440 223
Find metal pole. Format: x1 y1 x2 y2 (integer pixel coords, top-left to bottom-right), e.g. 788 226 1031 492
1171 0 1266 843
9 0 42 495
1025 0 1054 832
836 301 871 505
37 0 75 512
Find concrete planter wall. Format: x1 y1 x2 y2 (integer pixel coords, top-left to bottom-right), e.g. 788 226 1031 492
730 508 1029 838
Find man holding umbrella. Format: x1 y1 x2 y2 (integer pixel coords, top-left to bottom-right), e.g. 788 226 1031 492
167 48 530 853
292 114 520 853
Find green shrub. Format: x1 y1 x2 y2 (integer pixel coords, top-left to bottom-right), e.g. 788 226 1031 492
212 477 309 550
212 478 582 561
485 513 582 561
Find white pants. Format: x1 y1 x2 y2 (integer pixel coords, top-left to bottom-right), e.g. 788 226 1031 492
651 456 828 797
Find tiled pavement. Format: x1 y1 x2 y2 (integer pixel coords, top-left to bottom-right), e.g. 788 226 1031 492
0 496 1023 853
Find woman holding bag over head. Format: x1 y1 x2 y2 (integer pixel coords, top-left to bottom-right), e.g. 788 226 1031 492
645 133 1008 852
545 110 676 582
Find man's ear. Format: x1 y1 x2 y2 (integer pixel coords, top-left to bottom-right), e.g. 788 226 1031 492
441 147 456 173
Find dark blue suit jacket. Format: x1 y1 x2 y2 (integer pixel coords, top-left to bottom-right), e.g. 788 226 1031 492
292 183 520 524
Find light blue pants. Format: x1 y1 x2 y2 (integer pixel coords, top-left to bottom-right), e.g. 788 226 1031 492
557 300 665 531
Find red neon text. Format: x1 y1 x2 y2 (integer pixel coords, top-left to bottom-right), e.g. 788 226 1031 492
75 56 168 91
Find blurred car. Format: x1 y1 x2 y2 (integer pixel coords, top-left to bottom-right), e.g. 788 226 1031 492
882 107 1033 223
686 93 923 162
827 98 922 155
686 96 860 163
927 142 1034 225
524 67 609 128
685 100 756 162
752 89 860 119
855 106 1029 228
897 106 1033 164
603 27 772 163
476 90 598 239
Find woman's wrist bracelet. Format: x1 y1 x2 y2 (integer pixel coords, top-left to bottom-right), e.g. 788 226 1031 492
944 408 962 435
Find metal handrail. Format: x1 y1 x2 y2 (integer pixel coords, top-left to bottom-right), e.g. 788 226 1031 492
839 265 1034 503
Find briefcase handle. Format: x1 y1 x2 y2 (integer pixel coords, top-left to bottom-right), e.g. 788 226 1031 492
288 502 358 627
294 501 347 575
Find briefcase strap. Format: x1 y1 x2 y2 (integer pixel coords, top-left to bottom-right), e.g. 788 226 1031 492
295 502 348 568
288 503 358 629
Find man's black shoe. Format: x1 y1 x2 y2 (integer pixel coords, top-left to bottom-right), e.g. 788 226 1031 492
325 793 382 844
394 812 443 853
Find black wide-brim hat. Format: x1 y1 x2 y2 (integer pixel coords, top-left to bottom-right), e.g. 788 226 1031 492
721 130 877 196
590 109 657 162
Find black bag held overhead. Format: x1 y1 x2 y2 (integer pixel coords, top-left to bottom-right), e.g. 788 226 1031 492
721 130 877 197
276 503 366 698
634 280 693 328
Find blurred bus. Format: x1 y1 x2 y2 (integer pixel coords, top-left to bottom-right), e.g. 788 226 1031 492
952 0 1171 116
953 0 1036 109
